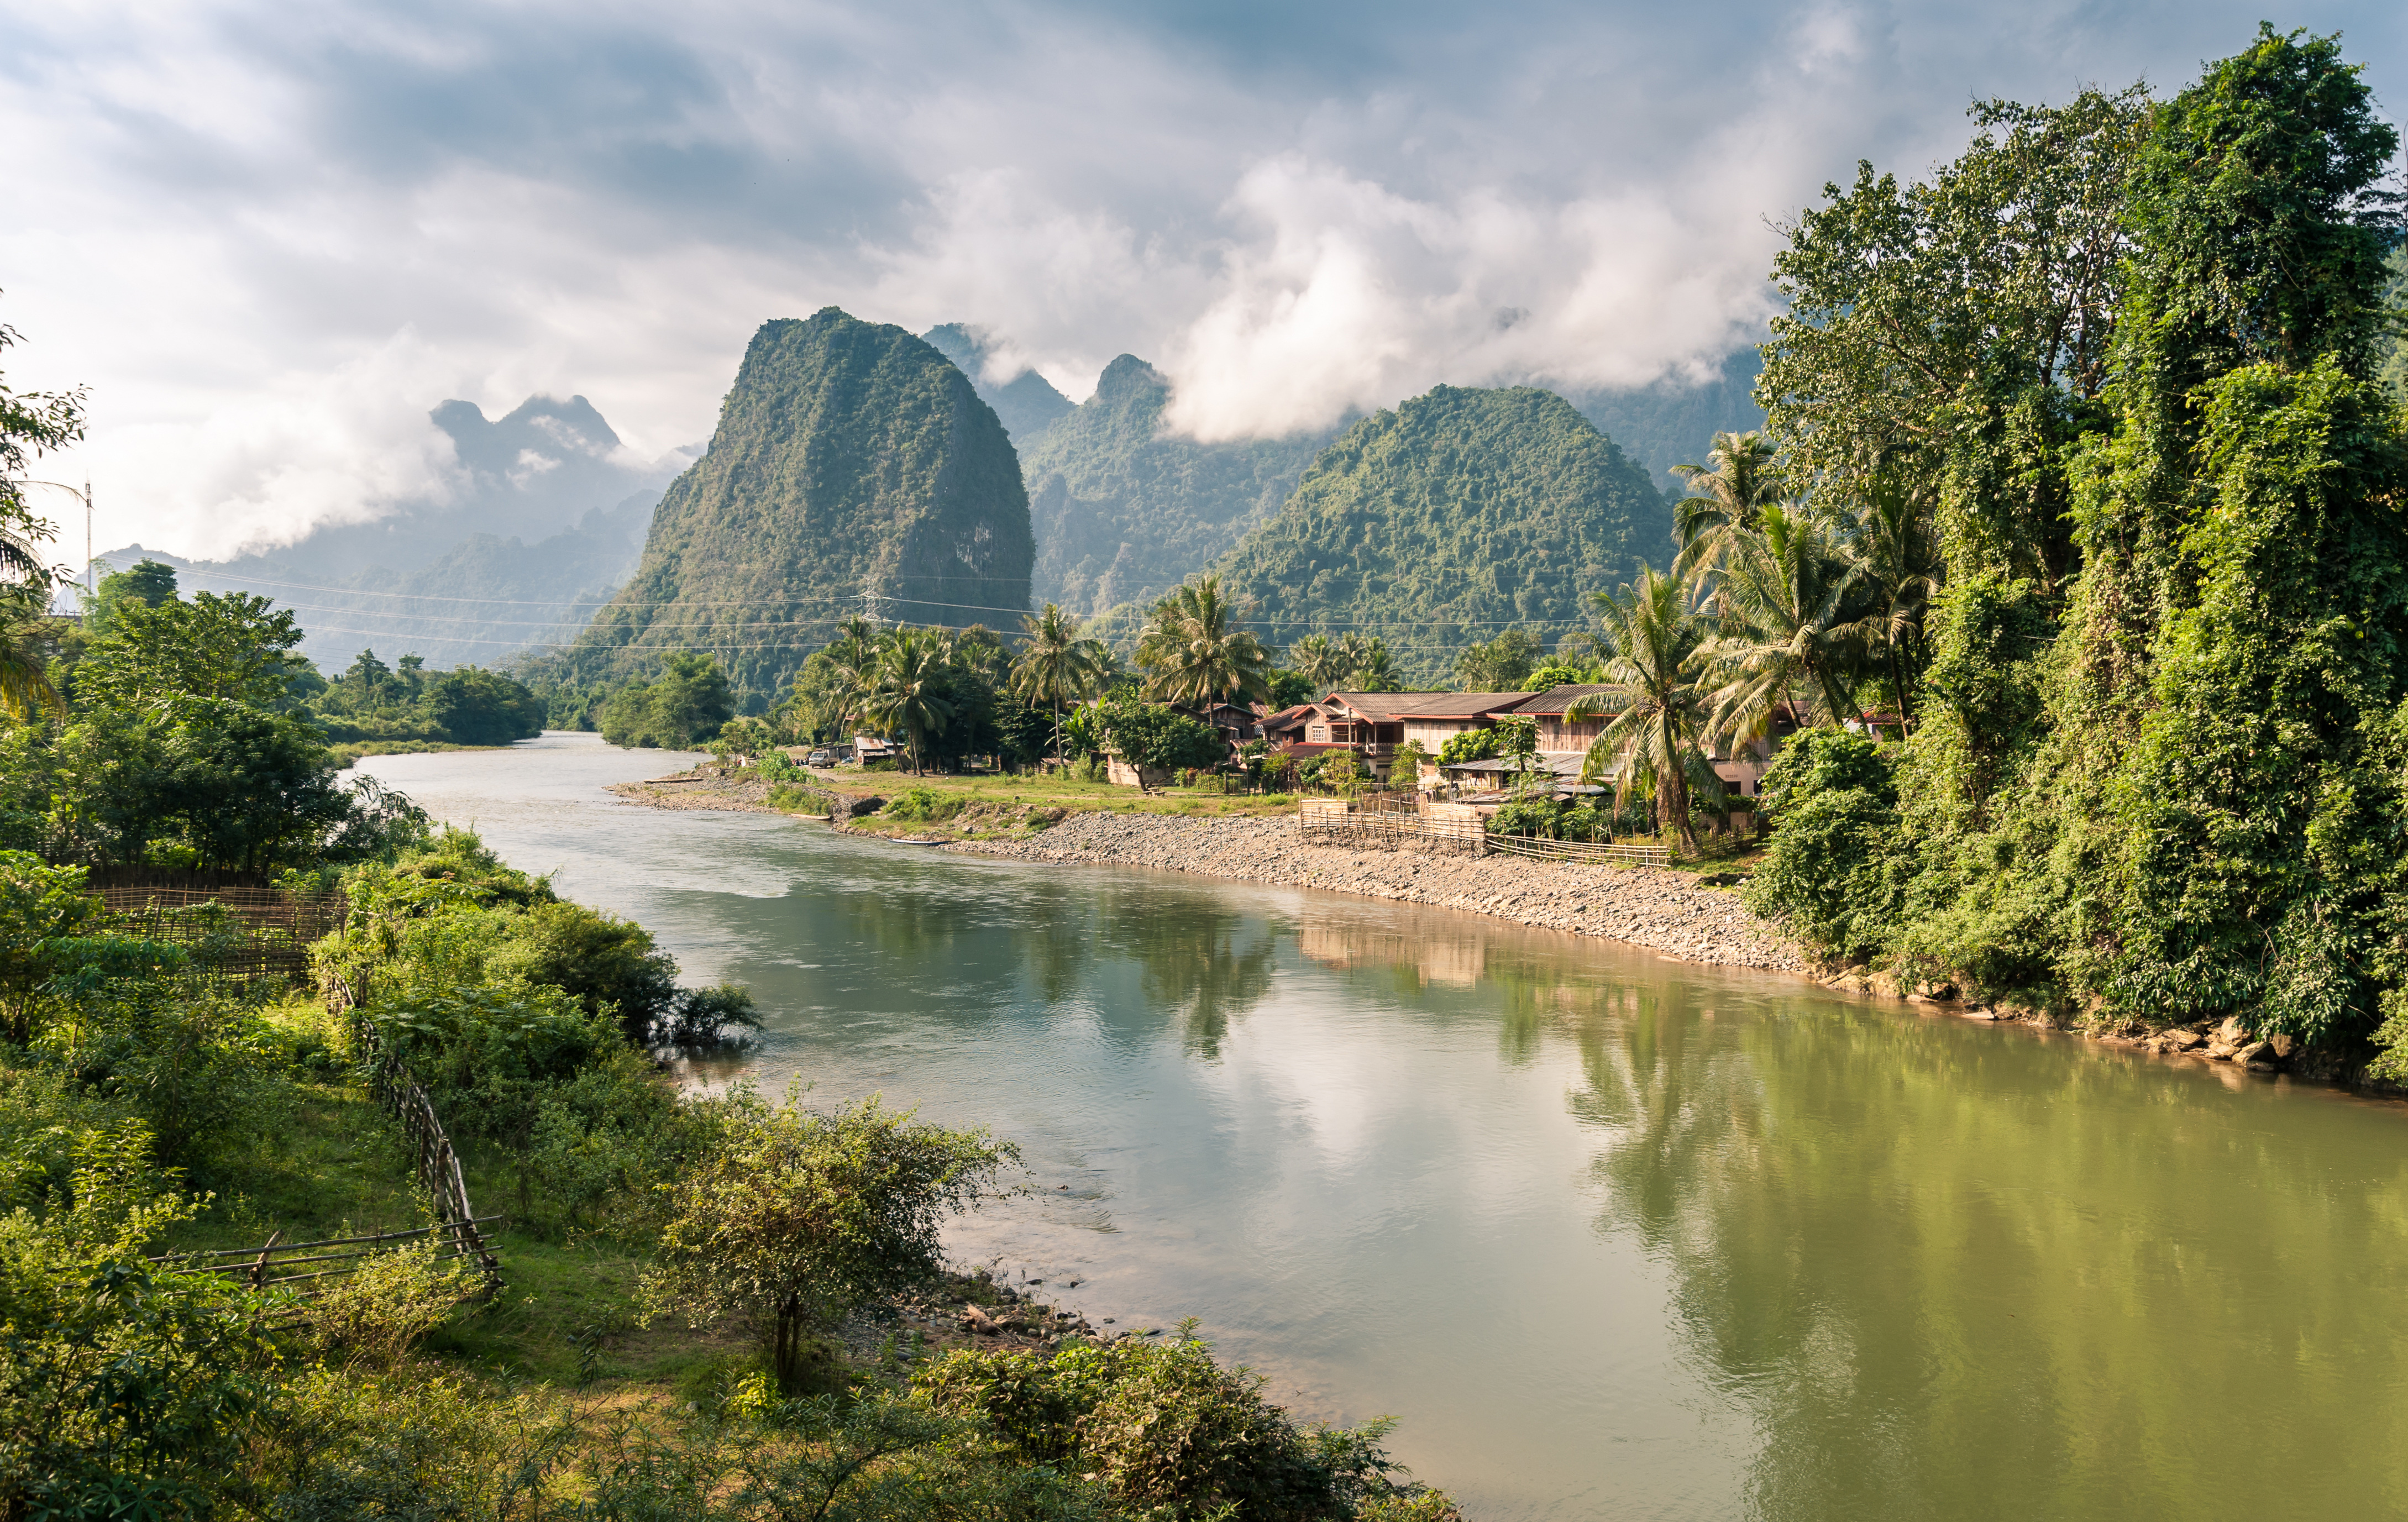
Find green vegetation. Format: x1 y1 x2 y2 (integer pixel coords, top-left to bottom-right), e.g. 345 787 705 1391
1021 354 1331 616
1211 385 1671 686
1136 574 1276 706
1737 28 2408 1075
601 648 737 749
921 322 1075 444
546 308 1034 707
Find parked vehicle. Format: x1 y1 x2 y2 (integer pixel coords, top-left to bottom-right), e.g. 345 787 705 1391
806 750 833 767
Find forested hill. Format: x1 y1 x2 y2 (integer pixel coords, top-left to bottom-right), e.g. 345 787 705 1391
1021 354 1333 616
1572 348 1767 493
1210 385 1671 685
921 323 1076 444
559 308 1034 704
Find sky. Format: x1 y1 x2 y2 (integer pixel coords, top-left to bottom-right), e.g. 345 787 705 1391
1 1 2402 561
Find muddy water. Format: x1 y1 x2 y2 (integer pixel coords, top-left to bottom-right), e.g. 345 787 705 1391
363 735 2408 1521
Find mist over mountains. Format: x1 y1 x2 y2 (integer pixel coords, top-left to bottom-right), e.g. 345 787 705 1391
91 396 697 669
91 312 1765 689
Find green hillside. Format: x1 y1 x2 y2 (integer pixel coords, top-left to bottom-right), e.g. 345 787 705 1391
1022 354 1331 615
1209 385 1672 685
562 308 1032 704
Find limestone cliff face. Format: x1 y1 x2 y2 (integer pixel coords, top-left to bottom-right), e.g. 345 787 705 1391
1020 354 1330 616
573 308 1033 700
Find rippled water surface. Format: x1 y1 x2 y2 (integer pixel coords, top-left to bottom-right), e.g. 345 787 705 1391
362 734 2408 1521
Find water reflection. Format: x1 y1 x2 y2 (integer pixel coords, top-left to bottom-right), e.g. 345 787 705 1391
363 738 2408 1522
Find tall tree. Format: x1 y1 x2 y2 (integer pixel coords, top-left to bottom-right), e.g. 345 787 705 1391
1701 502 1866 737
1010 603 1106 763
861 628 956 774
1566 569 1717 853
1135 575 1274 707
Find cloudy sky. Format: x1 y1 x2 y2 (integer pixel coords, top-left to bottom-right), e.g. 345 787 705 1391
2 1 2401 560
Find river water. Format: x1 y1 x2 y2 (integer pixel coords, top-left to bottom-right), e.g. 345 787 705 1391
360 734 2408 1521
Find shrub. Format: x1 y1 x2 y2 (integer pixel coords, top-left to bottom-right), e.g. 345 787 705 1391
881 789 964 825
1743 730 1906 962
641 1090 1015 1394
309 1237 480 1366
917 1332 1454 1521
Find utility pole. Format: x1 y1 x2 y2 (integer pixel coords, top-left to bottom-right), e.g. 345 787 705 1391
83 478 92 597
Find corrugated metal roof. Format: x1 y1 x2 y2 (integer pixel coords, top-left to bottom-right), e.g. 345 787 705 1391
1507 685 1625 716
1326 691 1539 720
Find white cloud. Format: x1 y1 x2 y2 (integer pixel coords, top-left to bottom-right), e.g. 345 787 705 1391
1 0 2396 557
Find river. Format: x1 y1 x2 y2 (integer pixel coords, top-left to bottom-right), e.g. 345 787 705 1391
360 733 2408 1521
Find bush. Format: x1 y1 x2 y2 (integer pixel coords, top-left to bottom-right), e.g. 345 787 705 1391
881 789 964 825
917 1332 1454 1521
642 1090 1014 1395
309 1237 480 1366
1743 731 1906 962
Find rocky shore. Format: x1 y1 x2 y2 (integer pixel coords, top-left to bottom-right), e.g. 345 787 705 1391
932 812 1805 973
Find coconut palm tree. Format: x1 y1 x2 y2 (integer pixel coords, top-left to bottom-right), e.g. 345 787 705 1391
1289 634 1344 692
1835 474 1941 732
1135 575 1274 707
860 627 955 774
0 589 60 723
1340 634 1400 693
1671 431 1783 597
1701 500 1867 741
1565 568 1717 853
1011 602 1107 764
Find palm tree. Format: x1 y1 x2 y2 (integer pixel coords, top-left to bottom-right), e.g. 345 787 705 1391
1701 500 1867 741
1135 575 1274 707
1565 568 1717 853
1342 636 1401 693
1289 634 1345 692
815 616 880 742
860 627 955 774
1011 602 1107 764
0 589 60 723
1671 431 1783 597
1835 475 1940 732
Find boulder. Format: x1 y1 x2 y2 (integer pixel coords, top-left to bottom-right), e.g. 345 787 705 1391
844 795 886 818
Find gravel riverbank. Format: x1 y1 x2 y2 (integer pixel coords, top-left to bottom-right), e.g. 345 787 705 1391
607 772 1804 972
935 813 1804 972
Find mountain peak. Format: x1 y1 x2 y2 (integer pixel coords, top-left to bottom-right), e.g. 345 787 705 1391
918 322 1073 444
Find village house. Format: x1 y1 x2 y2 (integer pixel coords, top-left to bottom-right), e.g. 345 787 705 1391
1260 691 1537 784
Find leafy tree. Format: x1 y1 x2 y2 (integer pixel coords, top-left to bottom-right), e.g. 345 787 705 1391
1262 669 1316 707
1136 575 1274 707
424 667 545 747
83 559 179 635
75 592 307 710
1764 87 2148 591
641 1091 1013 1394
1436 727 1502 767
1567 569 1717 852
1454 629 1540 692
1093 701 1227 789
599 650 736 750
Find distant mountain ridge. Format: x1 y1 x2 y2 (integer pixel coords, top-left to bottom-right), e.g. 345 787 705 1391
1209 384 1674 685
920 323 1075 444
558 308 1033 703
93 392 694 670
1020 354 1335 617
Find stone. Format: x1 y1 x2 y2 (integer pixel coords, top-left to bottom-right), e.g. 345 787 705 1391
2165 1030 2206 1052
2269 1032 2296 1058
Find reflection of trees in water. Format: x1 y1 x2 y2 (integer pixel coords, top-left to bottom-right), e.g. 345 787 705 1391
1137 913 1278 1058
1562 997 2408 1520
